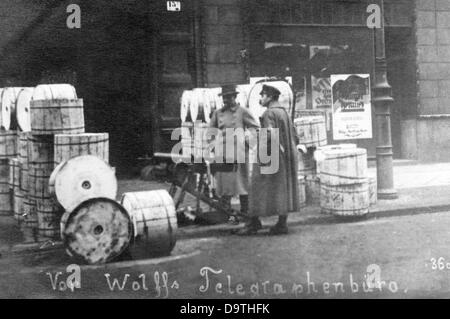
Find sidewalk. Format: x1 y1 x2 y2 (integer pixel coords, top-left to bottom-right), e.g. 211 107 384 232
179 160 450 238
2 160 450 253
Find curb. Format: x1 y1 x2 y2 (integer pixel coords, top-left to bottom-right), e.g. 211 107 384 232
177 203 450 239
4 203 450 256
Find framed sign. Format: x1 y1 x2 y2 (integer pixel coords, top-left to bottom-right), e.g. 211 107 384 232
167 1 181 11
331 74 372 140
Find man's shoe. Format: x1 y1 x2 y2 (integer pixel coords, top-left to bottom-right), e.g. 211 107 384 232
235 219 262 235
227 215 240 225
269 223 288 235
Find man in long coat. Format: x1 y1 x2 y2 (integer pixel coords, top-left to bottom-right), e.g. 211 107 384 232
239 84 300 235
209 84 260 222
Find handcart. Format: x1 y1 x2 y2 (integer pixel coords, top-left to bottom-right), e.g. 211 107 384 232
153 152 247 223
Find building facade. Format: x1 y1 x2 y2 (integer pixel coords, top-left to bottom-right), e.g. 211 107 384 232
0 0 447 169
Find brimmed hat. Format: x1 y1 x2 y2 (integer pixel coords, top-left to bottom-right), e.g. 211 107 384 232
260 84 281 98
218 84 238 97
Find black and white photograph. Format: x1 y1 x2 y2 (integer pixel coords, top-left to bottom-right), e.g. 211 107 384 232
0 0 448 304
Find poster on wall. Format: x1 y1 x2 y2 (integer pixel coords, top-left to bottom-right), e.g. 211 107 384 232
310 45 332 130
331 74 372 140
311 76 332 130
294 77 307 119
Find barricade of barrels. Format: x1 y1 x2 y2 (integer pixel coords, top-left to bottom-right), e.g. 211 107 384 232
294 111 377 217
0 84 178 265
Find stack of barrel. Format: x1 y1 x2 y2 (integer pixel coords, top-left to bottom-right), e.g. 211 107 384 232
17 84 85 238
180 87 222 160
318 146 371 216
54 157 178 264
294 111 328 206
0 87 34 224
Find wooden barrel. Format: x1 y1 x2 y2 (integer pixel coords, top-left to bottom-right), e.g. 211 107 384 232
298 175 306 207
320 148 368 186
247 81 293 119
294 116 327 148
121 190 177 258
305 174 320 206
35 197 63 238
320 180 370 216
0 159 11 216
17 132 29 164
30 98 85 135
49 155 117 212
22 198 37 228
369 176 377 205
16 87 34 132
315 143 357 174
0 131 17 159
8 158 20 190
28 165 54 200
61 198 133 264
181 122 194 158
27 135 54 167
28 164 63 237
1 87 24 130
19 161 29 194
54 133 109 166
13 190 26 221
298 150 316 176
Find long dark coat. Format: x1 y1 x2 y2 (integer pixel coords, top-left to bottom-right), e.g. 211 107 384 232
249 104 300 216
209 103 260 196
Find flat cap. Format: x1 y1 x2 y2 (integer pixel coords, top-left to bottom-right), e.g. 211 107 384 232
260 84 281 97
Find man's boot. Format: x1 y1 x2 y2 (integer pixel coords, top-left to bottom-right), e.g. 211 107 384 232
269 215 288 235
239 195 249 217
236 217 262 235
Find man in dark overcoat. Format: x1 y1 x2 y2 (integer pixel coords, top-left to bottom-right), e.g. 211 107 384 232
238 84 300 235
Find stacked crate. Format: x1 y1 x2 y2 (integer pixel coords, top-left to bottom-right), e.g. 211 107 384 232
294 111 328 206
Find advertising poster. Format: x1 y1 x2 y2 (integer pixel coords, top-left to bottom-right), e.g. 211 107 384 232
294 77 307 119
310 46 332 130
331 74 372 140
311 76 332 130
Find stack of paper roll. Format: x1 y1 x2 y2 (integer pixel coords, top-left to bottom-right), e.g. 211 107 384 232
50 155 117 212
0 87 34 221
53 155 122 264
121 190 178 259
60 198 132 265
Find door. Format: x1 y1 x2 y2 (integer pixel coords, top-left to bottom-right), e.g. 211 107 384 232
152 0 202 153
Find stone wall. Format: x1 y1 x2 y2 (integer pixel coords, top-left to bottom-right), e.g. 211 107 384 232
202 0 247 87
414 0 450 161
